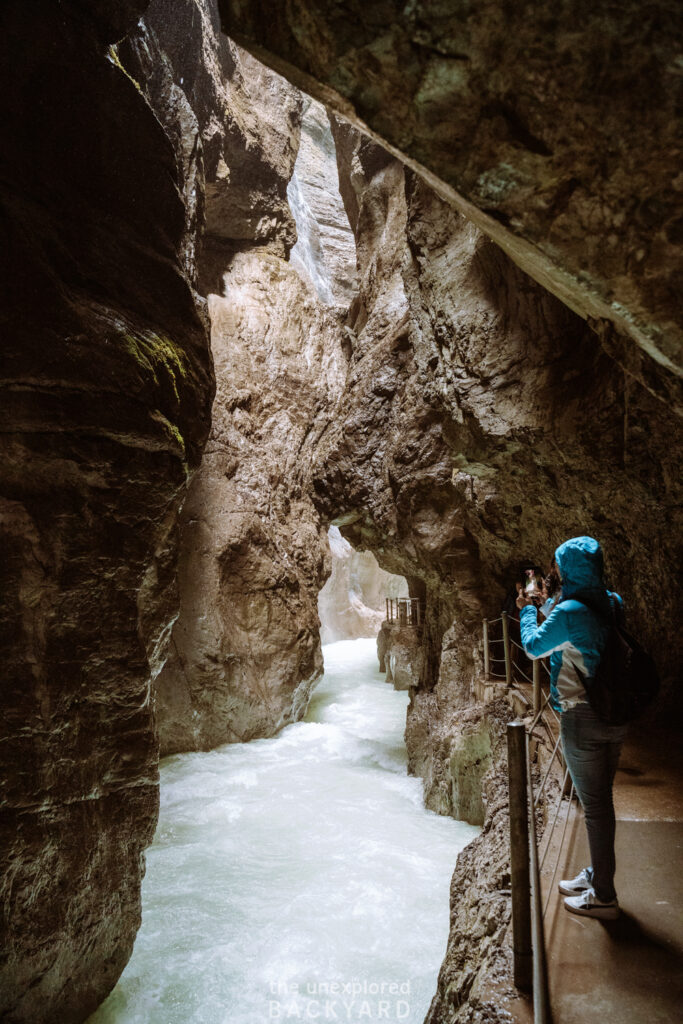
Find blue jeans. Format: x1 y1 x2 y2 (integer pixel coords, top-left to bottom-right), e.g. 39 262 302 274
560 702 628 902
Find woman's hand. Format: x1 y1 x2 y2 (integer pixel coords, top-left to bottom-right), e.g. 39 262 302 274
516 582 533 610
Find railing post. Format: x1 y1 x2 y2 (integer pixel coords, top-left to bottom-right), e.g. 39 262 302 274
483 619 490 680
527 742 551 1024
502 610 512 687
533 658 541 716
507 721 532 992
385 597 389 622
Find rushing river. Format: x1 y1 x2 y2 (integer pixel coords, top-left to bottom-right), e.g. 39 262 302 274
91 639 479 1024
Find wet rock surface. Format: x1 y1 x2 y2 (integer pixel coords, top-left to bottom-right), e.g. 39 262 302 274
0 1 213 1020
122 0 305 283
423 703 519 1024
219 0 682 407
287 99 359 309
382 625 424 692
156 246 346 751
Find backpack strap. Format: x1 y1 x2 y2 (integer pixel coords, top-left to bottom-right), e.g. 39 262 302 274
572 591 615 624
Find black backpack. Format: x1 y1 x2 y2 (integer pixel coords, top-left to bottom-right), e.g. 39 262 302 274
574 595 660 725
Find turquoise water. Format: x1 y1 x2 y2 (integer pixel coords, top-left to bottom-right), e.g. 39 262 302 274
90 639 479 1024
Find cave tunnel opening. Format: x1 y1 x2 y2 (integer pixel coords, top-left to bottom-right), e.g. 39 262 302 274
317 524 409 647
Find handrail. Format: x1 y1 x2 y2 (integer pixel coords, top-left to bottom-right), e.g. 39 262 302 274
385 596 423 627
494 612 575 1024
542 778 575 919
526 735 551 1024
534 731 563 807
539 768 570 872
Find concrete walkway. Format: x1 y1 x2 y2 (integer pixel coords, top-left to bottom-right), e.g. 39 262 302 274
542 726 683 1023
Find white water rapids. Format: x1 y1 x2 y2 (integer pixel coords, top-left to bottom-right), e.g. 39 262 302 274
91 639 479 1024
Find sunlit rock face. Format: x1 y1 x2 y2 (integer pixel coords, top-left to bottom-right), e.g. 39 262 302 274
318 526 407 644
287 99 358 309
121 0 304 282
0 1 214 1020
219 0 682 409
155 88 353 754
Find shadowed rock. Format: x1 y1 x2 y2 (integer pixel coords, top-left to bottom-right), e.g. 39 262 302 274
0 1 213 1019
218 0 683 407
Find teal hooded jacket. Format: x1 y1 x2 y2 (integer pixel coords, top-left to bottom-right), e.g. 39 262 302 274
519 536 622 712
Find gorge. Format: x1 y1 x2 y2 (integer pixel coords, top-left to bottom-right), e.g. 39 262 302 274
1 1 681 1023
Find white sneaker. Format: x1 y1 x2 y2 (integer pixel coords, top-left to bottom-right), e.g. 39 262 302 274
564 888 619 920
558 867 593 896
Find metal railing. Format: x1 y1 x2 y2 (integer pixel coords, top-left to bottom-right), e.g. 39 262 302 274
385 597 422 627
483 613 575 1024
483 611 543 714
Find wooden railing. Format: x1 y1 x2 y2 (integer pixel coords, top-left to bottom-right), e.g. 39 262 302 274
385 597 422 627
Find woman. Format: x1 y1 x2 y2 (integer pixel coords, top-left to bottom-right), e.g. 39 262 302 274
517 535 627 920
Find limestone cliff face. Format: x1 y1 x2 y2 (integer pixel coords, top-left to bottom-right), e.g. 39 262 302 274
155 91 353 754
423 703 518 1024
2 4 680 1021
287 100 359 310
0 2 213 1021
318 526 407 644
219 0 682 410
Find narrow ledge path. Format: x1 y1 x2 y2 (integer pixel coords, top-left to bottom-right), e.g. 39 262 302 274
542 727 683 1024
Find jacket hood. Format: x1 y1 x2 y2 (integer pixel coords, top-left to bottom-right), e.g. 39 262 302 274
554 536 605 598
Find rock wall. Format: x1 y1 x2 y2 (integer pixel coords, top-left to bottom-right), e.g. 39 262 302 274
2 4 680 1021
304 120 682 1021
424 703 519 1024
313 119 682 722
287 101 358 309
0 2 214 1021
380 624 424 692
219 0 682 409
318 526 407 644
152 79 355 753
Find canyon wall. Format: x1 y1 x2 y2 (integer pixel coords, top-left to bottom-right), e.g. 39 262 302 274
143 51 356 752
318 526 408 645
219 0 682 411
0 2 214 1020
306 121 682 1019
313 119 682 720
1 3 680 1022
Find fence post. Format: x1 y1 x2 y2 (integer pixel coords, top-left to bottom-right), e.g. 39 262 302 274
483 619 490 680
507 721 532 992
501 611 512 687
526 743 551 1024
533 658 541 715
